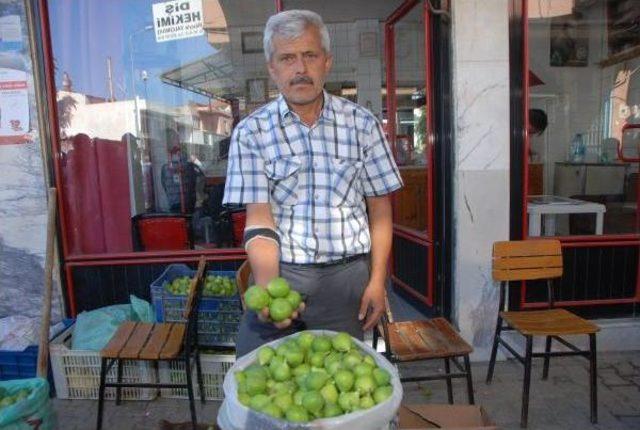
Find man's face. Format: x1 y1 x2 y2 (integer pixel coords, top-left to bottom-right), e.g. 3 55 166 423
267 26 332 107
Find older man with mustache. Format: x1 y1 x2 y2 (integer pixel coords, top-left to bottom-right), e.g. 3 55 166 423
223 9 403 357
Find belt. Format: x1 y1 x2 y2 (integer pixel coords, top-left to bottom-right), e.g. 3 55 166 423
283 254 367 269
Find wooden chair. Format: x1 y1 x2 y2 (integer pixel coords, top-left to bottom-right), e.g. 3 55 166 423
373 295 475 404
96 257 208 430
486 239 599 428
235 259 251 311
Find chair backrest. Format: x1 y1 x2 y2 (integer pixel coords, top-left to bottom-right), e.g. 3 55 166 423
134 214 191 251
236 260 251 311
492 239 563 282
183 256 207 320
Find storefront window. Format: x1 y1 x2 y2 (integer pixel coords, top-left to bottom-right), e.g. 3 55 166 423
391 4 429 234
48 0 276 255
527 0 640 237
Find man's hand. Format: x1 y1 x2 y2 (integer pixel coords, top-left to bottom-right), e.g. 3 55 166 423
257 302 306 329
359 282 386 331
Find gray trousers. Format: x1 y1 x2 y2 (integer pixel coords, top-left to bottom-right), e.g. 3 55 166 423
235 255 370 358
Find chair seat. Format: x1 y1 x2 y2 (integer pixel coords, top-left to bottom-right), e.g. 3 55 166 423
500 308 600 336
387 317 473 361
101 321 186 360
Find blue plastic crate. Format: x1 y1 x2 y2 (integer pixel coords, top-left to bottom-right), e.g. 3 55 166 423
0 319 73 396
150 264 242 347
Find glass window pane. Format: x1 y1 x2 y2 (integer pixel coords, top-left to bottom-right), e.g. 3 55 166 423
392 5 429 234
527 0 640 237
48 0 275 255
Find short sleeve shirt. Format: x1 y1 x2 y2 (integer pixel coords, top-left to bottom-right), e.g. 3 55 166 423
223 91 403 264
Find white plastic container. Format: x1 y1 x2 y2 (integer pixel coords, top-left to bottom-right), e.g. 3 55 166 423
49 325 156 400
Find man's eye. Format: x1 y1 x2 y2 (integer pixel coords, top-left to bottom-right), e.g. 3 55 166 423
304 53 317 59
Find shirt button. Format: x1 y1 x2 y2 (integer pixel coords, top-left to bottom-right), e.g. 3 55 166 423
313 161 318 168
314 194 319 200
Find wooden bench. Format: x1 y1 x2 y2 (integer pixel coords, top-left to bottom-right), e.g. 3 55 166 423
96 257 208 430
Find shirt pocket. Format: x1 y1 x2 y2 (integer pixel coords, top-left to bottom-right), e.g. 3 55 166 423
330 157 364 207
264 155 301 206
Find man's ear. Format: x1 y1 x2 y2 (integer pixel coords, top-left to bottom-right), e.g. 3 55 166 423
267 60 277 82
324 53 333 74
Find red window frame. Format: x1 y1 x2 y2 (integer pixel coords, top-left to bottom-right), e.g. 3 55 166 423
521 0 640 309
385 0 436 306
37 0 285 315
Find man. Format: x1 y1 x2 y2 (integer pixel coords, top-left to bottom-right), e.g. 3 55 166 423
160 128 205 214
223 10 403 357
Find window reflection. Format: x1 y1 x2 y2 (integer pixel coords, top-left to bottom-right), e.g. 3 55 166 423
527 0 640 237
49 0 274 254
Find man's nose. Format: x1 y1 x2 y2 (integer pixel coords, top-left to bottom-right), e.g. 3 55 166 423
292 56 307 74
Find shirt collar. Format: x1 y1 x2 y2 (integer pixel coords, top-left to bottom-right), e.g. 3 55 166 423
277 90 335 124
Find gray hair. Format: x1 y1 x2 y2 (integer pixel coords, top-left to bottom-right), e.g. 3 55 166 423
263 10 331 62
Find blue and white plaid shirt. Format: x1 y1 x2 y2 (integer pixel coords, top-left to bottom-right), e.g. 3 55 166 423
223 91 403 264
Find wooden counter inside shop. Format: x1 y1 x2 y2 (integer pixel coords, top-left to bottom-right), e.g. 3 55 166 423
395 166 428 231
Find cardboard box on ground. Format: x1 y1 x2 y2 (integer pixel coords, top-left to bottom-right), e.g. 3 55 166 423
398 404 496 430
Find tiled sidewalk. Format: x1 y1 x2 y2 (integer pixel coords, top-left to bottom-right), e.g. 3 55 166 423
53 349 640 430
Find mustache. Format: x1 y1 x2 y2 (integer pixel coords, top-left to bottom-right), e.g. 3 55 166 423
289 75 314 86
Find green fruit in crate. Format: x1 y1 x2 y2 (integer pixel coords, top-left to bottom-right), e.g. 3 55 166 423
323 402 344 418
353 362 374 378
363 354 376 367
269 298 293 322
312 336 332 353
257 347 275 366
301 391 324 415
292 363 310 377
285 290 302 309
266 277 290 298
354 375 376 395
238 392 251 406
319 383 339 404
343 350 362 369
272 362 291 382
293 390 304 406
331 332 353 352
334 369 355 393
296 332 315 350
244 286 270 311
305 371 328 391
245 377 267 396
359 394 375 410
285 405 309 422
274 392 293 410
235 331 394 423
372 368 390 386
262 403 283 419
373 385 393 404
249 393 271 411
338 391 359 412
309 351 327 368
284 348 304 367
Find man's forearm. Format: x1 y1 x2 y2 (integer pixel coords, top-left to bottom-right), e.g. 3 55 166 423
245 203 280 286
366 196 393 287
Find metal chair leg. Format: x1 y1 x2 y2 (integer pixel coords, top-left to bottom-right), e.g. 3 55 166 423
589 334 598 423
185 356 198 429
195 350 206 404
372 327 379 351
486 317 503 384
463 354 475 404
521 336 533 428
96 358 108 430
115 359 123 405
542 336 552 380
444 358 453 404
